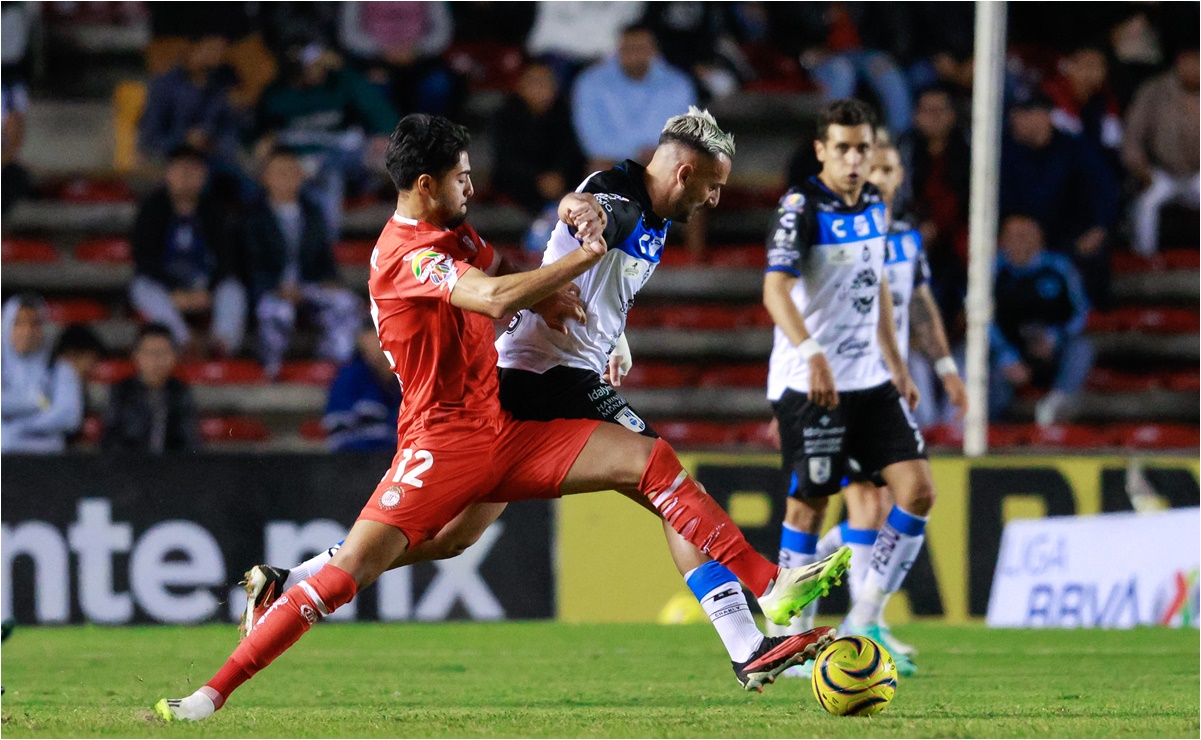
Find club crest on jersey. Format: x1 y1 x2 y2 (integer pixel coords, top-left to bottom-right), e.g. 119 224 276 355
615 407 646 433
411 250 455 287
380 486 404 510
809 456 831 485
459 234 479 257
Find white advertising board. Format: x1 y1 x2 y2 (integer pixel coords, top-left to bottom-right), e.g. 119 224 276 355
987 507 1200 628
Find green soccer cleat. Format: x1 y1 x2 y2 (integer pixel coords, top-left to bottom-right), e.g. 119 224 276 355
840 621 919 676
758 546 851 626
154 698 180 722
153 693 216 722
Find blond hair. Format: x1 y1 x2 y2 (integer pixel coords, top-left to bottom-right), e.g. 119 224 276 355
659 106 736 158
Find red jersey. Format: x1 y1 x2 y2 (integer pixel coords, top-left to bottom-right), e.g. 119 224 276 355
368 214 502 439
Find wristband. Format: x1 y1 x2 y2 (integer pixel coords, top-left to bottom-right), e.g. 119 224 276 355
934 356 959 377
799 338 824 360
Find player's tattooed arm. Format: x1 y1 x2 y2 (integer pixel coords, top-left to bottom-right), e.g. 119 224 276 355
878 276 919 410
909 284 967 415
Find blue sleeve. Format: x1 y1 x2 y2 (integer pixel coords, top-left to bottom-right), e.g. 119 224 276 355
137 75 179 157
324 363 361 424
1052 256 1090 338
1 390 44 420
10 362 83 435
990 323 1022 368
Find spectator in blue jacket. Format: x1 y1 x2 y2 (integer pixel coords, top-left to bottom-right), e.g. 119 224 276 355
1000 92 1120 308
138 34 243 177
1 295 84 453
322 321 402 452
571 24 695 172
989 215 1093 426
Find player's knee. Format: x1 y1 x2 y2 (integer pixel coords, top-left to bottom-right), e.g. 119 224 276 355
903 477 936 516
785 496 826 532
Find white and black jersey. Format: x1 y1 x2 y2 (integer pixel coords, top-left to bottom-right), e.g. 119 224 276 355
882 210 930 363
496 160 668 377
765 177 890 400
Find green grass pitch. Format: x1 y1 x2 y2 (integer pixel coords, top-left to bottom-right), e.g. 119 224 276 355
1 622 1197 738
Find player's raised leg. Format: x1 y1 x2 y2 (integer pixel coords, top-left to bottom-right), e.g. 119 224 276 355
558 423 850 627
155 519 404 721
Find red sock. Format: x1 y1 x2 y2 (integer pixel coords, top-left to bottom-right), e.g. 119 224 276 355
205 565 358 705
639 438 780 596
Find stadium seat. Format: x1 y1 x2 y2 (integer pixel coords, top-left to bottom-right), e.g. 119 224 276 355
334 240 375 266
92 359 134 383
921 424 963 447
1027 424 1110 448
299 418 326 441
707 244 765 269
733 419 777 447
1165 371 1200 392
622 361 697 388
177 360 267 385
988 424 1029 448
1086 368 1158 393
656 420 741 446
1112 423 1200 450
75 238 132 264
1087 307 1199 334
2 238 59 263
200 416 272 443
626 304 771 330
45 299 110 324
697 363 768 388
444 42 523 91
1162 249 1200 271
278 361 339 385
52 178 135 203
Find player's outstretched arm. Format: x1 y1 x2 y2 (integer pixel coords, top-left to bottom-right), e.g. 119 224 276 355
450 239 606 319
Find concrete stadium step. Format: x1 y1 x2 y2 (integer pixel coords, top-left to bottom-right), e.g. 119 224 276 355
86 381 325 415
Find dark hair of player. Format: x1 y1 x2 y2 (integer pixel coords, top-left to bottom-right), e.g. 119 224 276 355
134 322 176 349
385 114 472 191
814 99 877 143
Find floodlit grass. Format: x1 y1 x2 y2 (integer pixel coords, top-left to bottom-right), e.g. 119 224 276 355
2 622 1197 737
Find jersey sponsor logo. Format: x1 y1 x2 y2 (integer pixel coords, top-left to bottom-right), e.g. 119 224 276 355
380 486 404 510
622 254 646 279
826 244 855 265
594 192 630 213
778 211 798 230
504 311 522 334
615 407 646 433
768 244 800 268
836 268 879 314
409 250 456 287
836 337 871 357
809 456 832 484
637 232 665 259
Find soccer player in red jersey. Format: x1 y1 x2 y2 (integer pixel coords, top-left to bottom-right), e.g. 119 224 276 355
154 115 850 721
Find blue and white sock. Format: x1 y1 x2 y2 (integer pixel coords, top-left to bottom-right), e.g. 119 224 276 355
778 523 819 632
839 524 879 606
848 506 926 626
283 540 343 591
815 522 845 560
686 561 763 663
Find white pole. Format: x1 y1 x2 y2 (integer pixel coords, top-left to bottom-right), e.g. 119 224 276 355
964 1 1008 457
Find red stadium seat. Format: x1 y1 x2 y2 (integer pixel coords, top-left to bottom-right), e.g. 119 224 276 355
1113 423 1200 450
178 360 267 385
1110 251 1155 274
1087 307 1199 334
334 240 375 265
444 42 523 91
988 424 1030 448
278 361 339 385
1165 371 1200 392
697 363 769 388
733 419 777 447
922 424 963 447
628 304 771 330
299 418 326 441
53 178 136 203
45 299 110 324
75 238 132 264
92 359 134 383
2 238 59 263
622 361 697 388
656 420 741 446
1086 368 1158 393
200 416 271 443
707 244 765 269
1162 249 1200 271
1028 424 1110 449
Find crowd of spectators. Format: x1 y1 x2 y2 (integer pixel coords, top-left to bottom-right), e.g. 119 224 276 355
1 2 1197 451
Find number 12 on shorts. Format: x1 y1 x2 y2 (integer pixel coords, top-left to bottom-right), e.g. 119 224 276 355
386 448 433 487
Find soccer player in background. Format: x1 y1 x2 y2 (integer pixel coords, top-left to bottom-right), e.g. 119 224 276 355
794 136 967 677
761 100 936 677
243 108 840 692
154 114 850 722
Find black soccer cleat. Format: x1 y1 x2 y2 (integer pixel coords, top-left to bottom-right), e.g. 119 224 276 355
733 626 837 692
239 564 290 641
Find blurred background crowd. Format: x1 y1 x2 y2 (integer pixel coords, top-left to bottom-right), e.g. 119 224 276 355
1 1 1197 455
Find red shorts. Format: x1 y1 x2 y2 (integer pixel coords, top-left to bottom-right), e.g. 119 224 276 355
357 414 601 547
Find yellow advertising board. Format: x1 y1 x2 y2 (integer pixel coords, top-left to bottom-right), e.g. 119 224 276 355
557 455 1199 624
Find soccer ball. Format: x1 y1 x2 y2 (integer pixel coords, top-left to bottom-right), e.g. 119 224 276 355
810 636 898 716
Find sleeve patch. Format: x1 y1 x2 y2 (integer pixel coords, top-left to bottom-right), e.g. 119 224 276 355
408 250 458 289
781 191 806 212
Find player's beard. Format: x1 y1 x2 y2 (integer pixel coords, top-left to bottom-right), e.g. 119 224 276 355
444 205 468 229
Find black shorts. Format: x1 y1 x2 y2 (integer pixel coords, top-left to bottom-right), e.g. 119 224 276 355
772 381 926 499
498 366 659 439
